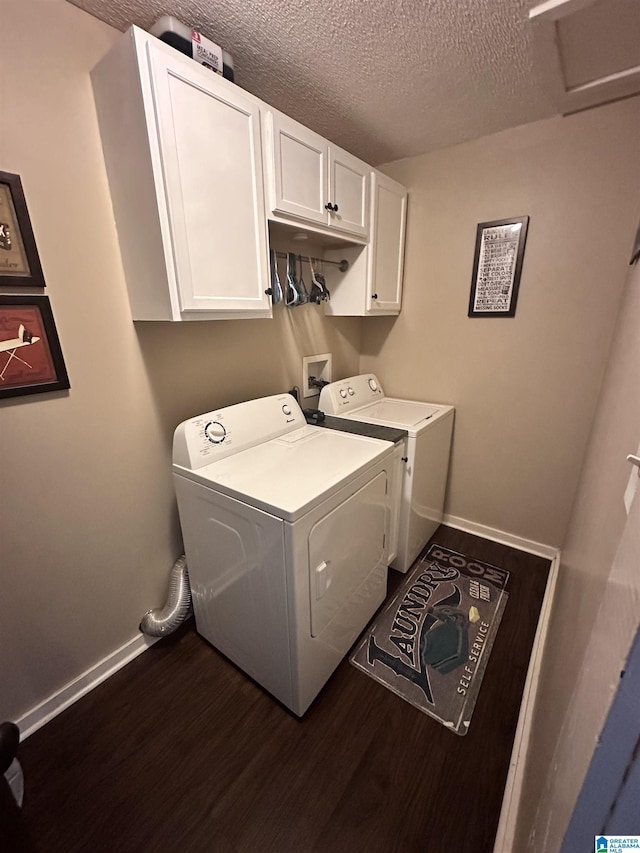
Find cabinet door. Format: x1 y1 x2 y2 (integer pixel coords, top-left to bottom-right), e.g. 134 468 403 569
367 171 407 312
267 111 328 226
329 146 370 239
147 42 271 315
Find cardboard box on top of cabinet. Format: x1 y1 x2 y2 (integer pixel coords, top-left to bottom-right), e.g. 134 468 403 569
150 15 235 82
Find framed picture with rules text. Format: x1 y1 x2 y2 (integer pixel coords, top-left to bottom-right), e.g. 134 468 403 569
468 216 529 317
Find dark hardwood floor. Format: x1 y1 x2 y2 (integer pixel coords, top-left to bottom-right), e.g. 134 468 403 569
11 526 550 853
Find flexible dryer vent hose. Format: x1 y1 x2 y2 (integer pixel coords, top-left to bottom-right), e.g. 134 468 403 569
139 555 192 638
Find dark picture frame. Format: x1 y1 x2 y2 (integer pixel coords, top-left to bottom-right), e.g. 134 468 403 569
0 170 46 288
468 216 529 318
0 295 70 399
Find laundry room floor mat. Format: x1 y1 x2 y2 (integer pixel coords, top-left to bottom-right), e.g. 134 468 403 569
350 543 509 735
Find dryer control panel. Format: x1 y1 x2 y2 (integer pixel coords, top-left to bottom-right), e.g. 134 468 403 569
319 374 384 415
173 393 306 469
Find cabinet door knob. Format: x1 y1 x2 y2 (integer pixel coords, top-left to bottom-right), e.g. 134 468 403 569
371 293 378 300
264 287 273 296
333 204 339 212
325 202 333 211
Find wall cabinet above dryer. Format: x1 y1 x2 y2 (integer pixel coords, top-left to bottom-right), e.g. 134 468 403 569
91 26 271 321
264 111 370 241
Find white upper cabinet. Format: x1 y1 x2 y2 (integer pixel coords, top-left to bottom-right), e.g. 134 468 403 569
329 146 370 238
266 111 370 240
92 27 407 322
267 114 327 226
92 27 271 320
324 170 407 317
367 171 407 313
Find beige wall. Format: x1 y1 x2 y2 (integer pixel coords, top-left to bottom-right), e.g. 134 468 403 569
364 99 640 546
515 257 640 851
0 0 361 723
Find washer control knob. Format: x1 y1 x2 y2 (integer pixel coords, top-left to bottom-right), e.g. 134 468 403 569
204 421 227 444
347 387 355 396
339 389 348 399
368 378 378 392
282 404 292 416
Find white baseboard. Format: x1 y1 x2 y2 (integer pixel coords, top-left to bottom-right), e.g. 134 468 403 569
492 550 562 852
440 514 562 852
442 514 558 559
17 633 159 741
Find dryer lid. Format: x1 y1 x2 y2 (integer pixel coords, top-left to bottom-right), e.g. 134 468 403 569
174 425 393 522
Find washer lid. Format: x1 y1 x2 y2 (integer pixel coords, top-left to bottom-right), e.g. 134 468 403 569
346 399 452 434
174 425 393 522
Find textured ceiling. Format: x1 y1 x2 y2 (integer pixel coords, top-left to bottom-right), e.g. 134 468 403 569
68 0 557 165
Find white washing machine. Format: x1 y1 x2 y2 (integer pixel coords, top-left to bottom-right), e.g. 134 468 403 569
172 392 398 716
320 374 454 574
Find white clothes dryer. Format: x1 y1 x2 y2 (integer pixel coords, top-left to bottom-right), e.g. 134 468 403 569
172 392 397 716
320 374 454 574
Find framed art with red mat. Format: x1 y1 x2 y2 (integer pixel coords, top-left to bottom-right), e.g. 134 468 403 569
0 295 70 399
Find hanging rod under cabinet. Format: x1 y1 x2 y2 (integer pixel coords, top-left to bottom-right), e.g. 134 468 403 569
273 251 349 273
